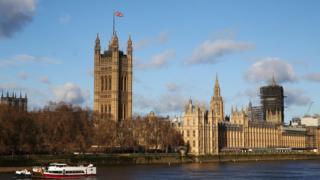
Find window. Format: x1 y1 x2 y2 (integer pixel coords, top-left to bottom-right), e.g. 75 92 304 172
215 104 220 115
101 76 104 91
105 76 108 90
108 76 112 90
193 140 195 147
187 130 189 137
193 130 196 137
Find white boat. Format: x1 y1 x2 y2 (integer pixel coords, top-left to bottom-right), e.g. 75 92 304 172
15 169 32 178
32 163 96 179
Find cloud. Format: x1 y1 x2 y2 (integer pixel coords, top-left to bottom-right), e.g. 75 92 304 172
40 76 50 84
135 93 187 115
0 54 60 68
134 82 188 114
0 0 36 38
186 39 254 65
59 14 71 24
135 49 175 69
17 72 29 80
304 73 320 82
285 88 311 107
233 88 259 101
52 83 87 105
166 83 180 92
245 57 297 84
135 31 169 50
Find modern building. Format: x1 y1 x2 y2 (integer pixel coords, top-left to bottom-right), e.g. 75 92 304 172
93 32 133 122
301 116 320 127
0 92 28 111
176 76 320 155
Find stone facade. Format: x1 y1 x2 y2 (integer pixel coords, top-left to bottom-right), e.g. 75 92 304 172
0 92 27 111
176 76 320 155
93 33 132 122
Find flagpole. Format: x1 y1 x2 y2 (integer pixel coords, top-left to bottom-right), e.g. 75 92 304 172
113 10 115 35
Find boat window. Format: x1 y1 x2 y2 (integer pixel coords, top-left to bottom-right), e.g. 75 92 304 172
65 171 85 174
49 171 63 174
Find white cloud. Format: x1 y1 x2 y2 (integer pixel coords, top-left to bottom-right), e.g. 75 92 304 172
0 54 60 68
304 73 320 82
17 72 29 80
135 31 169 50
186 39 254 65
0 0 36 38
135 49 175 69
134 81 188 115
134 93 187 115
245 57 297 84
40 76 50 84
166 83 180 92
285 88 311 107
59 14 71 24
52 83 87 105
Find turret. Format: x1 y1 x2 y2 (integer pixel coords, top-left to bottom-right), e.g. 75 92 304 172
95 33 101 54
214 74 221 97
127 35 132 54
111 33 119 50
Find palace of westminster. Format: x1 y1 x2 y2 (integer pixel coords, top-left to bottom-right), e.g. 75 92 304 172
2 29 319 156
92 31 320 155
176 76 320 155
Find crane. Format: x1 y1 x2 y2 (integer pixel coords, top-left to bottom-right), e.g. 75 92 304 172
305 101 314 116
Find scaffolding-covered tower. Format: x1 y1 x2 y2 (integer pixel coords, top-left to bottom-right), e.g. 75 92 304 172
260 76 284 124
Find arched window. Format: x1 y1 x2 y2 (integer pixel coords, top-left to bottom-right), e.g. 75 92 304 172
104 76 108 90
124 76 127 91
108 76 112 90
215 103 220 115
101 76 104 91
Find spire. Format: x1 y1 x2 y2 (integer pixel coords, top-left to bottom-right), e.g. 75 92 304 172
111 33 119 48
1 91 3 98
271 73 277 86
95 33 101 53
19 92 22 98
128 35 132 45
214 73 221 97
25 93 27 99
188 97 192 105
95 33 100 43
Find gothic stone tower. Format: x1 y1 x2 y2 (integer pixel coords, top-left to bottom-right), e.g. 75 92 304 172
94 33 133 122
208 75 225 154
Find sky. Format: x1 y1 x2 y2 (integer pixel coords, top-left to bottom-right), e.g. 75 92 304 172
0 0 319 122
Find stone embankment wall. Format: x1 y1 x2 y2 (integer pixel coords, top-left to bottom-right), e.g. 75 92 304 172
0 153 320 168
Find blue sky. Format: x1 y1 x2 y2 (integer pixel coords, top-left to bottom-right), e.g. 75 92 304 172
0 0 319 121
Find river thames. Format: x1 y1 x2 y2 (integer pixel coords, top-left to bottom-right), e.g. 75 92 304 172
2 160 320 179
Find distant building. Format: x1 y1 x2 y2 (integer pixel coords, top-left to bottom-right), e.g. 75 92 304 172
301 116 320 127
0 92 28 111
248 103 264 122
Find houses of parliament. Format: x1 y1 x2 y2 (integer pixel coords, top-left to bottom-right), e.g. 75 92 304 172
93 32 133 122
176 76 320 155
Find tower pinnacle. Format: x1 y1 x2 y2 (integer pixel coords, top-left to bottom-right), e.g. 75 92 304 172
214 74 221 97
271 73 277 86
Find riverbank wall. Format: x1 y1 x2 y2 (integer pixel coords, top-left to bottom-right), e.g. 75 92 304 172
1 153 320 169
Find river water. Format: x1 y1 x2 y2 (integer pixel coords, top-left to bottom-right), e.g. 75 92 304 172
2 160 320 179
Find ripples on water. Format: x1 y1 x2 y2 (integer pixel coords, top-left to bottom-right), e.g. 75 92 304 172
2 160 320 179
